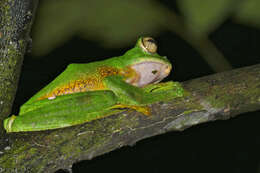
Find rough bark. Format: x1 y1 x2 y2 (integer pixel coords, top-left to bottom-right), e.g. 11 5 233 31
0 64 259 173
0 0 38 147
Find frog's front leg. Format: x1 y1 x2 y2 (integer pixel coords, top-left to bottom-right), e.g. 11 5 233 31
104 76 184 115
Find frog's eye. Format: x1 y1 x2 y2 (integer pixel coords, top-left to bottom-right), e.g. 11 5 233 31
152 70 158 74
141 37 157 54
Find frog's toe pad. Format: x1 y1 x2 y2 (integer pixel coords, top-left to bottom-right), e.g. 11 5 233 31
4 115 16 132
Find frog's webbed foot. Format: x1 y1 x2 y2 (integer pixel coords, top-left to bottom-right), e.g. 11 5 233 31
143 81 182 93
139 81 184 105
110 104 151 116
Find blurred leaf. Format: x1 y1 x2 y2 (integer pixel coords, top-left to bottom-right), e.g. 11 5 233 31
32 0 170 56
177 0 237 37
234 0 260 28
31 0 232 73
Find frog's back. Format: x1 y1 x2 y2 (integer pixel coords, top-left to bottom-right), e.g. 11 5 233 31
24 61 119 105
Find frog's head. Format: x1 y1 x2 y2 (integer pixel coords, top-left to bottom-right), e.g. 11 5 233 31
121 37 172 87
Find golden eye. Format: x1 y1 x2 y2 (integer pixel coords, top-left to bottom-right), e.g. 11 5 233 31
141 37 157 54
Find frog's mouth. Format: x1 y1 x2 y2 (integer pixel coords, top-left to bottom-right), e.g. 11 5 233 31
126 61 172 87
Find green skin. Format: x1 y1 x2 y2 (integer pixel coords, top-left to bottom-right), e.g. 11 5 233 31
4 37 184 132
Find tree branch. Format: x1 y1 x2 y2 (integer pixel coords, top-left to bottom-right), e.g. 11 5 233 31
0 64 259 172
0 0 38 144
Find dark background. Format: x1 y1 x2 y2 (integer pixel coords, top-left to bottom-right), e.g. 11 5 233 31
12 0 260 172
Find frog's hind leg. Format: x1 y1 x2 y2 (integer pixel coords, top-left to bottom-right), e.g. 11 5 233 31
5 90 120 132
